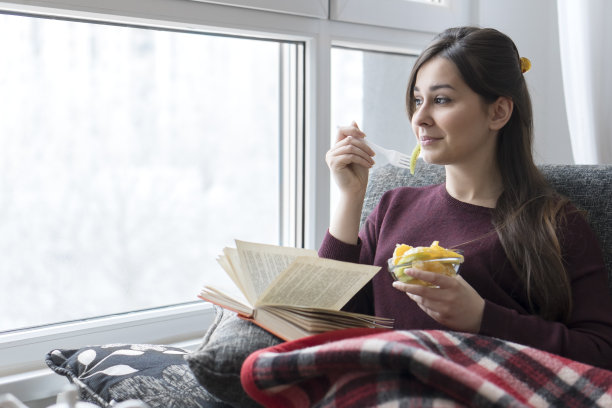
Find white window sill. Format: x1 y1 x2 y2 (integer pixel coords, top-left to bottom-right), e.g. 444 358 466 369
0 302 214 403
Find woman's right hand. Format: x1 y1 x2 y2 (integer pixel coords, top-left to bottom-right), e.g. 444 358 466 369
326 122 375 196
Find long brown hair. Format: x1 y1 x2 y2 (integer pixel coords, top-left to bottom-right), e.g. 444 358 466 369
406 27 572 322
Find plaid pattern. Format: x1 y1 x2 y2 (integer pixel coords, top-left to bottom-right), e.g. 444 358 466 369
241 329 612 407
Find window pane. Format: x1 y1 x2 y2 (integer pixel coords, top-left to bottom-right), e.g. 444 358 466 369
0 13 298 331
330 47 418 211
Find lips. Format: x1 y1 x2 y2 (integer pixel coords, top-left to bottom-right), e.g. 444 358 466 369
420 135 442 146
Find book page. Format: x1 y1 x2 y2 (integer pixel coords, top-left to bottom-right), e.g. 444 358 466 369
235 240 318 302
199 286 253 317
258 305 393 332
255 256 380 311
251 308 310 341
217 253 238 288
218 247 253 302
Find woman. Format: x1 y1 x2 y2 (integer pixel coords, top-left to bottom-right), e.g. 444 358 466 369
320 26 612 369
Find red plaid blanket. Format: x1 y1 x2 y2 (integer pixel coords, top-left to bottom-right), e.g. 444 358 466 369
241 328 612 407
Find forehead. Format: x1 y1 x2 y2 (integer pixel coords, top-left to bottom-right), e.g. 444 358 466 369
413 56 466 92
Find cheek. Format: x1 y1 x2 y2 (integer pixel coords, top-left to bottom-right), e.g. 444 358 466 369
444 109 489 139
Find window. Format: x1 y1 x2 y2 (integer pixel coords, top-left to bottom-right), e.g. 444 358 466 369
330 47 418 213
0 12 303 333
0 1 438 398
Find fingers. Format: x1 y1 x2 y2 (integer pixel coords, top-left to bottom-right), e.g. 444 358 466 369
399 287 443 320
392 280 440 300
327 137 375 167
327 122 376 172
334 123 375 153
392 271 485 333
393 268 448 290
391 270 456 310
393 280 454 323
335 121 365 143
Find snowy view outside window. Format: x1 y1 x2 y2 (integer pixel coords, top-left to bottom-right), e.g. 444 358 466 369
0 13 295 331
331 47 417 214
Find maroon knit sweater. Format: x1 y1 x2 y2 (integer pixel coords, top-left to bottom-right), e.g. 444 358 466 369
319 184 612 369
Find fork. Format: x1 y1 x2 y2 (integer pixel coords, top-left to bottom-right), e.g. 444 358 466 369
366 140 413 170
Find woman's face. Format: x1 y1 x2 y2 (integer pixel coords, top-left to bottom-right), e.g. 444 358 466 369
411 56 497 167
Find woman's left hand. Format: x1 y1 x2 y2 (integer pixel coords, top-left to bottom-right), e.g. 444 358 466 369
392 268 485 333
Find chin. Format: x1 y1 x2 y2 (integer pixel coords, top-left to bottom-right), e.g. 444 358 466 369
420 153 442 165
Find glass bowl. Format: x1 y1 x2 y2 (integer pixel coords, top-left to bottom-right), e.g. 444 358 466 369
387 250 464 286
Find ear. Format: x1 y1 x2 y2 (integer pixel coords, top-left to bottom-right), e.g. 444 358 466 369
488 96 513 131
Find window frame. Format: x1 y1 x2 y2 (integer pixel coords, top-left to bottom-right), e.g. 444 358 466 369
186 0 328 18
0 0 469 401
330 0 473 33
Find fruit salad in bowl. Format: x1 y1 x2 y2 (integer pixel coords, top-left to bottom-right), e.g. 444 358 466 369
388 241 464 286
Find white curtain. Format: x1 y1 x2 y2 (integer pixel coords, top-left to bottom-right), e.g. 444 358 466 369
557 0 612 164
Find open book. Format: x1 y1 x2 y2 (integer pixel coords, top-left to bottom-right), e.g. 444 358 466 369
199 240 394 341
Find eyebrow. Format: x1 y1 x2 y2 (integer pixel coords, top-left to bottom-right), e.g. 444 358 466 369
413 84 456 92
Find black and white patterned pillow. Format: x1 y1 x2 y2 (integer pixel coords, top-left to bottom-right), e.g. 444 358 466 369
45 344 230 408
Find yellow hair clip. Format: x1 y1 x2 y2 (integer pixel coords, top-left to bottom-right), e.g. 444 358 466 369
520 57 531 74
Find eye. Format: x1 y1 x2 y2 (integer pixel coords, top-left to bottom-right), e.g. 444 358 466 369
414 97 423 108
434 97 451 104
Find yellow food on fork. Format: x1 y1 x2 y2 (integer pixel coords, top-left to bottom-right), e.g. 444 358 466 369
409 143 421 175
389 241 464 286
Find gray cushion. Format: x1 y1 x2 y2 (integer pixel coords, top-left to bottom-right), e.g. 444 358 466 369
362 161 612 297
185 306 282 408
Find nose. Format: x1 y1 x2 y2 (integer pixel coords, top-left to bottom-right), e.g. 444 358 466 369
411 101 433 129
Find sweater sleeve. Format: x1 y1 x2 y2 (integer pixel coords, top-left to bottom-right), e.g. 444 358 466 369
317 230 362 263
318 231 374 315
317 191 386 265
479 209 612 369
318 206 384 316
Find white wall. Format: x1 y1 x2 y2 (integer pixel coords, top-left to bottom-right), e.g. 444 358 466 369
476 0 574 164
